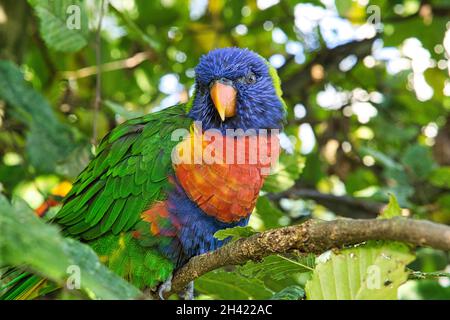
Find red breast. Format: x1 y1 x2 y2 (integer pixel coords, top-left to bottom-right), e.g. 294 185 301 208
173 133 280 222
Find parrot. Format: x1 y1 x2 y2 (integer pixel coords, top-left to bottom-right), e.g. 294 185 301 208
1 47 286 300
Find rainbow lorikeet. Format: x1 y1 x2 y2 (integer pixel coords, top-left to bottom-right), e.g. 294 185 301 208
2 48 286 299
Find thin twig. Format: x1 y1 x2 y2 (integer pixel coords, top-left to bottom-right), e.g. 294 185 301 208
92 0 106 145
268 187 384 218
409 271 450 280
61 52 153 79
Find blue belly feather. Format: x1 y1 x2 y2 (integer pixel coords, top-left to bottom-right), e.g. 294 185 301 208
163 178 249 266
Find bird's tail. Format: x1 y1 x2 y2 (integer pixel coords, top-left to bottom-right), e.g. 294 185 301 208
0 270 48 300
1 183 70 300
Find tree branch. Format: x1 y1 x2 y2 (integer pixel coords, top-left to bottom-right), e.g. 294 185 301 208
281 36 378 98
268 187 384 219
164 217 450 298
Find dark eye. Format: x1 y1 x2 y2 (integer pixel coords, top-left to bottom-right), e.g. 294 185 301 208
245 71 257 84
238 71 257 85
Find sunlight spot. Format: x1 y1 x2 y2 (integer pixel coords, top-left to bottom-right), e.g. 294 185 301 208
355 126 374 140
323 139 339 165
185 68 195 78
263 20 274 31
285 41 303 55
317 84 349 110
234 24 248 36
343 106 353 117
422 122 438 138
352 88 370 102
412 73 433 101
189 0 208 20
294 103 307 119
363 56 376 68
241 6 251 17
351 102 378 124
444 80 450 97
0 5 7 24
269 54 286 68
272 27 288 44
434 44 444 54
311 64 325 81
444 29 450 55
4 152 22 166
279 132 294 154
342 141 352 153
339 55 358 72
369 91 384 104
159 74 181 95
363 155 375 166
175 51 187 63
257 0 280 10
437 59 448 70
298 123 316 154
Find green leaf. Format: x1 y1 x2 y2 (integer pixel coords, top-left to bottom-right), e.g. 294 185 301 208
263 151 305 193
383 16 448 56
345 168 379 195
360 147 402 170
429 167 450 189
239 254 315 282
399 280 450 300
270 285 305 300
380 194 401 219
214 226 257 241
195 270 273 300
401 144 436 180
255 196 284 229
28 0 89 52
0 195 141 299
25 122 79 174
104 100 145 120
305 241 415 300
0 60 55 124
0 60 85 174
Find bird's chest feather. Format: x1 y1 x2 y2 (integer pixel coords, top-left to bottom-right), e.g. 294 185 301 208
173 130 279 222
137 130 280 263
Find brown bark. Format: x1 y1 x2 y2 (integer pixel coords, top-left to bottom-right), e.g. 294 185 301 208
164 217 450 298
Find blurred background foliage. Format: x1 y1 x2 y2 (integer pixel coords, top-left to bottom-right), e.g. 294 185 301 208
0 0 449 299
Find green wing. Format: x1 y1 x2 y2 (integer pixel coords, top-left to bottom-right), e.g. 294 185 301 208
55 105 192 240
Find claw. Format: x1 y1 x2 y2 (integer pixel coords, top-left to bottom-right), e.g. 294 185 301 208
179 281 194 300
158 274 173 300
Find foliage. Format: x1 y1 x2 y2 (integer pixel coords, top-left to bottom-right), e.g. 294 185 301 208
380 193 401 219
305 241 415 299
214 226 257 241
0 195 141 299
0 0 449 300
28 0 89 52
270 285 305 300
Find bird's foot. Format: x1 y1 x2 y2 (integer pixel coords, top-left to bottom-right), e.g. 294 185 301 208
158 274 173 300
179 281 194 300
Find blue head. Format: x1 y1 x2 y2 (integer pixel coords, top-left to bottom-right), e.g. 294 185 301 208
188 48 286 132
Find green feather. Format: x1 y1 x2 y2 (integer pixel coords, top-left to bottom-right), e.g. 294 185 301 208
100 198 127 233
73 180 105 212
84 190 114 225
55 105 191 240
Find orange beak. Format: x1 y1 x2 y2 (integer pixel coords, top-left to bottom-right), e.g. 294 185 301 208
210 81 237 121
